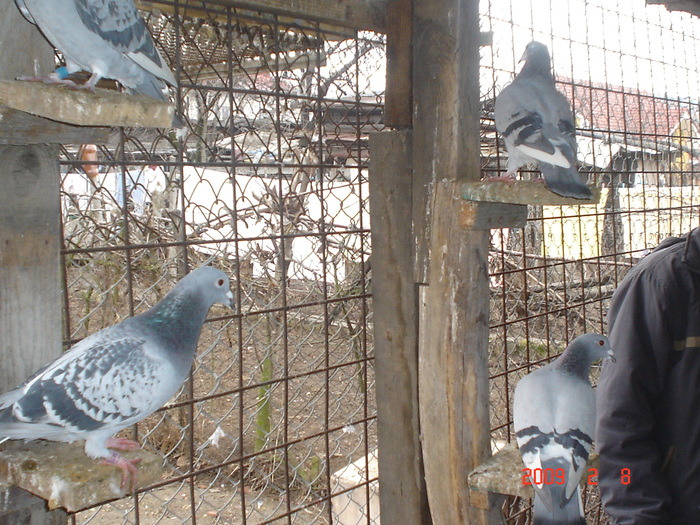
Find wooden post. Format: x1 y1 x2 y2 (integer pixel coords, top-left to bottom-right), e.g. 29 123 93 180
412 0 504 522
369 130 431 524
0 4 67 524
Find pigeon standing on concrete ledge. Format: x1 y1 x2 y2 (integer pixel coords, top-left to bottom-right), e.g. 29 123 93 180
513 334 615 524
0 266 233 490
15 0 178 103
494 41 592 199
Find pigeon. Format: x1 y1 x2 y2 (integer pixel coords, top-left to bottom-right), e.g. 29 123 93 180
0 266 233 490
513 334 615 525
14 0 178 104
494 41 592 200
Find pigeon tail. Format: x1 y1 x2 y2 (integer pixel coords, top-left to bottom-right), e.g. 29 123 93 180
532 488 585 525
539 164 592 200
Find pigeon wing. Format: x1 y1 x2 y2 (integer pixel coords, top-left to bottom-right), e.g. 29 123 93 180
74 0 176 86
0 327 174 440
514 368 594 509
14 0 36 23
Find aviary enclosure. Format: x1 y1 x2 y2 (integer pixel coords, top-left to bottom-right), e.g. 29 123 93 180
1 0 699 524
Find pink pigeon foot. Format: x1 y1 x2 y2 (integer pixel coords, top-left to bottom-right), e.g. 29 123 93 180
101 451 142 492
106 437 141 451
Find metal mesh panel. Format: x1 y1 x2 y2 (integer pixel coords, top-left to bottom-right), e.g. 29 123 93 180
58 3 382 523
482 0 700 522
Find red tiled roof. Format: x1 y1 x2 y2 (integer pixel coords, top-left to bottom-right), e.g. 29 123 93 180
557 79 693 137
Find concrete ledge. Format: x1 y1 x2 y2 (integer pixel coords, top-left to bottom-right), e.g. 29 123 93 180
0 440 162 512
463 180 601 206
0 80 175 128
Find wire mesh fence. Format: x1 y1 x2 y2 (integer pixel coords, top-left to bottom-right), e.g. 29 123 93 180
47 0 700 523
57 2 383 523
482 0 700 522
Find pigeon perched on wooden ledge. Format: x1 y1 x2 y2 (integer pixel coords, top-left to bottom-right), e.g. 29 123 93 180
494 41 592 200
513 334 614 524
0 266 233 491
14 0 182 126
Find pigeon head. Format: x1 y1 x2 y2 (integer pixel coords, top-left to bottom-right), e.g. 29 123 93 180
176 266 234 310
553 333 615 378
519 41 553 79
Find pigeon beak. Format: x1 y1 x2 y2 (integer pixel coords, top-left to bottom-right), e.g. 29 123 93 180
607 350 616 363
225 290 234 309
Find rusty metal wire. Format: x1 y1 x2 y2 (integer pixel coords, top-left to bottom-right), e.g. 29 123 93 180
57 2 383 523
482 0 700 523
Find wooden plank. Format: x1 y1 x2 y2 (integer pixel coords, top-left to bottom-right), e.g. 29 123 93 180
0 441 162 512
459 201 528 230
0 145 67 525
369 130 431 524
0 107 112 145
137 0 387 33
462 180 601 206
384 0 412 127
418 180 504 524
412 0 482 283
0 80 175 129
467 443 600 508
0 7 66 523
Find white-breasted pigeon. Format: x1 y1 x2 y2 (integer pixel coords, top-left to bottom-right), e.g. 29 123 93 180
494 41 592 200
15 0 178 103
0 266 233 490
513 334 615 524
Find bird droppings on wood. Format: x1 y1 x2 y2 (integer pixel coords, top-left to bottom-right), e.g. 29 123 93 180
463 180 601 206
0 440 160 508
0 440 162 512
0 80 174 128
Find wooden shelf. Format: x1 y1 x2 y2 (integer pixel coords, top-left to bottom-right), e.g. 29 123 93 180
0 80 175 130
0 440 162 512
462 180 602 206
467 443 599 510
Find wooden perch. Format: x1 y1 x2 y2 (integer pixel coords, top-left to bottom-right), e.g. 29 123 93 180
462 180 602 206
0 80 174 129
0 440 162 512
467 443 599 510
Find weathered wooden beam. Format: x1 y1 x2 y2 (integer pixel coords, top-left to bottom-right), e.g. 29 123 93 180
459 201 528 230
0 146 67 525
137 0 386 33
0 106 112 145
0 441 162 513
384 0 412 127
369 130 431 524
0 7 67 523
412 0 482 283
462 180 601 206
0 80 175 129
418 180 504 524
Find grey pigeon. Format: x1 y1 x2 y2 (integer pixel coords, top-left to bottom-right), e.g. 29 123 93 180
494 42 592 199
15 0 177 103
0 266 233 490
513 334 614 525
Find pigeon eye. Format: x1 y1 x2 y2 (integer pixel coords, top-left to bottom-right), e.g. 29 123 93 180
217 279 224 287
598 340 605 346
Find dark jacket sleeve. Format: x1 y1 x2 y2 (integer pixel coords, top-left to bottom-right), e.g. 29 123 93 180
596 267 674 524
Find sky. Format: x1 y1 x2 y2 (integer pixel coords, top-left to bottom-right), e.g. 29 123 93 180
481 0 700 99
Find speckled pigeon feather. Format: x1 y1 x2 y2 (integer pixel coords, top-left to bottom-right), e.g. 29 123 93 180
0 266 233 464
513 334 614 525
495 41 592 199
15 0 177 101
